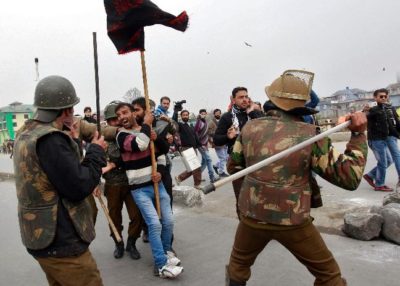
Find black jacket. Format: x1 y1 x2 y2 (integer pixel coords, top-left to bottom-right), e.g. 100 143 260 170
172 112 201 148
367 104 400 140
213 109 264 153
28 133 106 258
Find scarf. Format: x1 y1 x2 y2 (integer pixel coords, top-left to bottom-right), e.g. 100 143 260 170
231 104 250 131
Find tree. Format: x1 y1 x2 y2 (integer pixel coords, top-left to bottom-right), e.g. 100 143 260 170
123 87 143 103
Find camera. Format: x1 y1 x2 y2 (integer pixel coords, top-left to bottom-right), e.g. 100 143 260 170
174 100 186 112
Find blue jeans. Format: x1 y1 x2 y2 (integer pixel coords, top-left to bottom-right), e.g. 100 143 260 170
131 183 173 268
215 145 228 174
199 147 215 180
368 136 400 186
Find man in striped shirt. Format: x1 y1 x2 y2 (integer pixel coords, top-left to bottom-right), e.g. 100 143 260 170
115 102 183 279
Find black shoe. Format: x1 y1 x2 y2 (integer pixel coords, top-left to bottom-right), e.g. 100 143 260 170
153 264 160 276
142 231 149 243
114 241 125 259
219 172 229 177
126 237 141 260
213 165 218 174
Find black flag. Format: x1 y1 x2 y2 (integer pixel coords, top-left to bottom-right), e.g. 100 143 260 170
104 0 189 54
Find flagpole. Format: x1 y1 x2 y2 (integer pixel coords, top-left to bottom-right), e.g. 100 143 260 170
140 50 161 218
202 120 352 194
92 31 122 242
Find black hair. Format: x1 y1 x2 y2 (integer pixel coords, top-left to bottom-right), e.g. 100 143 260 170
373 88 389 97
84 106 92 112
231 87 248 98
115 102 134 113
160 96 171 103
213 108 221 114
131 97 147 110
199 109 207 114
181 110 189 116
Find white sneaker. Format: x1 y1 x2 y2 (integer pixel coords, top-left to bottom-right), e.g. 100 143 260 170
159 264 184 278
166 250 181 266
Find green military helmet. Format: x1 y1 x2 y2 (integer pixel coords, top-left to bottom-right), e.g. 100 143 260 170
104 100 122 120
34 75 80 109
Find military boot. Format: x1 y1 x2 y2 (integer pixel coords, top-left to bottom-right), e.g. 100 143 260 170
126 237 141 260
114 241 125 259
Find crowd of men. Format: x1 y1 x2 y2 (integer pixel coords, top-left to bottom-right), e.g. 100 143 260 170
13 70 400 285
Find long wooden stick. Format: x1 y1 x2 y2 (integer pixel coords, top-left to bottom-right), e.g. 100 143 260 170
95 193 122 242
92 32 122 242
202 120 351 194
140 50 161 218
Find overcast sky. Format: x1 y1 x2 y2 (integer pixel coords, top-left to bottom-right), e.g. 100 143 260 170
1 0 400 114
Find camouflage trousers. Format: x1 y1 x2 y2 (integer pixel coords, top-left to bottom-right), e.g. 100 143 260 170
104 183 143 242
227 220 346 286
35 250 103 286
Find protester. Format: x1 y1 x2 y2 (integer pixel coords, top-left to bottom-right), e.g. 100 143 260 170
208 109 229 177
102 101 143 260
13 75 107 285
213 87 264 217
155 96 171 117
195 109 218 183
225 70 368 286
173 109 203 188
363 88 400 191
83 106 97 124
115 102 183 278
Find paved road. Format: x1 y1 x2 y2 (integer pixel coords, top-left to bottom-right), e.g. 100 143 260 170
1 141 399 285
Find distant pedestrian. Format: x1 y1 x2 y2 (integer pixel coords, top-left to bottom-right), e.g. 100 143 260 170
208 108 229 177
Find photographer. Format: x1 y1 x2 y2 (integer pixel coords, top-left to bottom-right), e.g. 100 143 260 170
363 88 400 192
172 105 203 188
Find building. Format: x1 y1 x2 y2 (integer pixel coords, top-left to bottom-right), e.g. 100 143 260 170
0 102 34 144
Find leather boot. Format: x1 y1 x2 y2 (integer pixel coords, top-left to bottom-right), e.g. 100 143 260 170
226 264 246 286
126 237 141 260
114 241 125 259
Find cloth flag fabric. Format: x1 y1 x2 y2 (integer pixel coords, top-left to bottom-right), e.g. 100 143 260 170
104 0 189 54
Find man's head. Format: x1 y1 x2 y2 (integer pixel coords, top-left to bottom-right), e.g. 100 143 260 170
213 109 221 120
199 109 207 119
115 102 136 129
265 70 314 111
160 96 171 111
181 110 190 123
33 75 80 125
104 101 121 127
231 87 250 110
131 97 147 125
84 106 92 117
373 88 389 105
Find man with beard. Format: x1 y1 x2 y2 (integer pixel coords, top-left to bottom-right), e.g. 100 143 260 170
213 87 264 217
115 102 183 278
195 109 218 183
102 101 143 260
173 109 203 188
208 108 229 177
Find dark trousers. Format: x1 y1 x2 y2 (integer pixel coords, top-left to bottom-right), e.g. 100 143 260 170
104 183 143 241
35 250 103 286
87 195 98 226
228 221 346 286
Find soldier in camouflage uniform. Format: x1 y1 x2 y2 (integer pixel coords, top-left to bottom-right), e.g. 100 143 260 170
13 75 107 286
102 101 143 260
226 70 368 286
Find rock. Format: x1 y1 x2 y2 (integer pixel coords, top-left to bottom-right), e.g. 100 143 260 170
343 212 383 241
383 193 400 206
369 205 383 214
381 207 400 245
383 203 400 211
173 186 204 207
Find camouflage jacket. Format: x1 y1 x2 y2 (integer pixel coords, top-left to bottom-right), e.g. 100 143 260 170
103 140 129 186
13 120 96 250
229 111 367 226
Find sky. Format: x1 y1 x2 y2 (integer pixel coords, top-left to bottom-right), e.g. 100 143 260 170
1 0 400 114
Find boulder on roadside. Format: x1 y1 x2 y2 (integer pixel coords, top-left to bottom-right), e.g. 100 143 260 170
381 205 400 245
343 212 383 241
369 205 383 214
383 193 400 206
